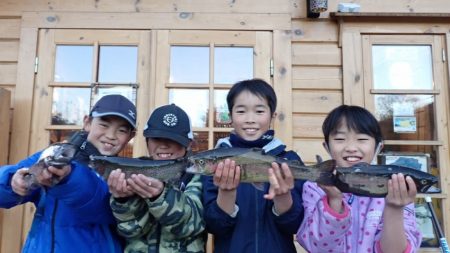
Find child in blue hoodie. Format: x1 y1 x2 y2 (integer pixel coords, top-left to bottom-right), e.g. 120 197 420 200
0 94 136 253
202 79 305 253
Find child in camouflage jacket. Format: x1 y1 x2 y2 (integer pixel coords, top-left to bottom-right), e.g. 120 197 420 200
109 104 206 253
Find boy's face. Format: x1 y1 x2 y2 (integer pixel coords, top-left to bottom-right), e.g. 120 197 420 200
84 116 135 156
146 138 187 160
326 120 378 167
231 90 274 141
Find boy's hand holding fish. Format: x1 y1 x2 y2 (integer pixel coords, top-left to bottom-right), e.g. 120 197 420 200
127 174 165 199
11 168 31 196
264 162 295 215
108 169 134 198
214 159 241 215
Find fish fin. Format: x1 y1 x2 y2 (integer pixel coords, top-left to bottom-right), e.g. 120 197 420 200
252 182 265 191
314 159 336 172
313 159 336 185
315 155 323 163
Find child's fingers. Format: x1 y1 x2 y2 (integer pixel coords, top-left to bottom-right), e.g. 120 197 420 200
396 173 408 199
233 165 241 187
264 188 276 200
280 163 294 189
268 168 280 189
390 174 400 200
225 159 235 185
213 161 225 185
405 176 417 198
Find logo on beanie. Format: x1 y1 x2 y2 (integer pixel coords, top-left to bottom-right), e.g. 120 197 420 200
163 113 178 127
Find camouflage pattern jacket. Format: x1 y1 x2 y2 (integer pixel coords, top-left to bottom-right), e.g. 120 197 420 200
111 174 206 253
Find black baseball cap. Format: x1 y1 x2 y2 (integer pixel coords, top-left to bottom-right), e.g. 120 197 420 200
90 94 137 129
143 104 193 147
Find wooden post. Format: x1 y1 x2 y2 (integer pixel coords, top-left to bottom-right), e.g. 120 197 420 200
0 88 10 165
0 88 11 252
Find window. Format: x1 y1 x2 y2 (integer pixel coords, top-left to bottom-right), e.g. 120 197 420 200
155 30 271 152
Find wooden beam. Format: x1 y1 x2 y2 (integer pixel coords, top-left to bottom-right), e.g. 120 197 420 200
0 0 292 14
273 30 293 149
21 12 291 30
3 27 38 253
0 88 10 164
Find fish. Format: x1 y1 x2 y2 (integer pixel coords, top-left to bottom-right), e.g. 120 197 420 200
25 142 78 190
89 155 190 185
186 147 336 185
334 162 438 197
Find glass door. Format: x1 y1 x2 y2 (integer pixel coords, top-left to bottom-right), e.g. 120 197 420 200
363 34 449 250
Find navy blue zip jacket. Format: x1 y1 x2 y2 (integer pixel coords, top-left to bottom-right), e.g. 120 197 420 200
0 133 122 253
202 131 305 253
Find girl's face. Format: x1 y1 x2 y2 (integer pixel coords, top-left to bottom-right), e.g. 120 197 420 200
326 120 379 167
231 90 274 141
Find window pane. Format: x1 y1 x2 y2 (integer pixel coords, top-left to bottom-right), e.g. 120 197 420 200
92 85 137 107
52 88 91 125
50 129 78 144
54 45 93 82
169 89 209 128
372 45 433 89
214 90 231 128
214 132 229 147
214 47 253 84
192 131 209 153
374 95 435 141
170 46 209 83
98 46 138 83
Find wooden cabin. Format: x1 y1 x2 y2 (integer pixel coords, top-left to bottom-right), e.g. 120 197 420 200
0 1 449 252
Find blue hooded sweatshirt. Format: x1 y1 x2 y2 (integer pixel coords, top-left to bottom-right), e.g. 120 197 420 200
202 130 305 253
0 134 122 253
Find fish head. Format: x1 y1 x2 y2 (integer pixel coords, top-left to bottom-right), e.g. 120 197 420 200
40 143 78 168
186 156 216 175
414 173 439 193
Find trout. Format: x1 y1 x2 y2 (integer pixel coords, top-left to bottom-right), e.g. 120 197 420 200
89 156 190 185
25 142 78 190
186 147 336 185
335 162 438 197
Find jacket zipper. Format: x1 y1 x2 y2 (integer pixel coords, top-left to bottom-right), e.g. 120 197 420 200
50 200 58 253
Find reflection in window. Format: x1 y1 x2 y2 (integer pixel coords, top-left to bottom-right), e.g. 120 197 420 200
169 89 209 128
372 45 433 90
214 47 253 84
52 88 90 125
170 46 209 83
54 45 93 82
98 46 138 83
374 95 435 141
214 132 230 147
50 129 78 144
191 131 209 153
214 90 231 127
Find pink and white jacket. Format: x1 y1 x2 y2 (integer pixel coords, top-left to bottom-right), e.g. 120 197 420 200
296 182 422 253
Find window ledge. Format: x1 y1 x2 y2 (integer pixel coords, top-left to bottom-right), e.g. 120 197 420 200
330 12 450 22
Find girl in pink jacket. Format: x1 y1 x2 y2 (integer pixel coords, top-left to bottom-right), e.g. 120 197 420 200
297 105 422 253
